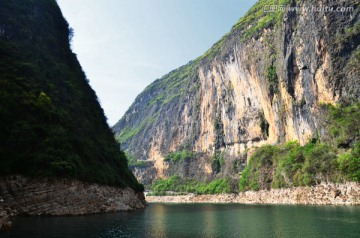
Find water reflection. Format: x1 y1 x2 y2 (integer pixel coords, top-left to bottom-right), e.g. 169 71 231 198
2 204 360 238
151 203 167 237
203 205 216 238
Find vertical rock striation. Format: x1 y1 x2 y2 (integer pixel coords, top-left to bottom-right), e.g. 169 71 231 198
113 0 359 186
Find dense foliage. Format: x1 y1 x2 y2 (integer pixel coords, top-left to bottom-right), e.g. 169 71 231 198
0 0 143 191
125 152 152 169
239 141 360 191
239 103 360 191
150 175 236 195
233 0 290 40
164 150 195 163
199 0 292 60
325 102 360 147
114 61 197 145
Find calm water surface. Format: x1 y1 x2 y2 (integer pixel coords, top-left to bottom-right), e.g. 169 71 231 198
2 203 360 238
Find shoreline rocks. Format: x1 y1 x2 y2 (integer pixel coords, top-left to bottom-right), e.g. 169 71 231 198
0 203 13 231
146 182 360 205
0 175 146 231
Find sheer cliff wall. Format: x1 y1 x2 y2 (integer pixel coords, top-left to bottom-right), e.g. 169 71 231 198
113 0 359 186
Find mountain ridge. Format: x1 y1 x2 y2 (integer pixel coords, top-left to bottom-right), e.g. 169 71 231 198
113 0 359 189
0 0 143 191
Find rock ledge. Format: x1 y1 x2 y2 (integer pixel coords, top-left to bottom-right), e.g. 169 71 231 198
146 182 360 205
0 175 146 230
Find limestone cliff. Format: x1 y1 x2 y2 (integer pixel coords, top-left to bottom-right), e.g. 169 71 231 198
113 0 360 187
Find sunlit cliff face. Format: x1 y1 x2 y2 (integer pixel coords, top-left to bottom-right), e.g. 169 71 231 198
113 0 359 185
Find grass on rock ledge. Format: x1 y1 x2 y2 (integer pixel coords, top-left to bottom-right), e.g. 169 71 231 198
150 176 236 195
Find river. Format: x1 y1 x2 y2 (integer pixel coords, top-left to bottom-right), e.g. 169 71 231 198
2 203 360 237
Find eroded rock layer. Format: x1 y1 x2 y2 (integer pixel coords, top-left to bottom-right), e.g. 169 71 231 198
0 176 145 220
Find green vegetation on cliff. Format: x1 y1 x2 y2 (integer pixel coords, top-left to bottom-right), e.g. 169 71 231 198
0 0 143 191
150 175 236 195
240 103 360 191
200 0 292 59
326 102 360 147
164 150 195 163
240 141 360 191
233 0 291 42
126 152 153 169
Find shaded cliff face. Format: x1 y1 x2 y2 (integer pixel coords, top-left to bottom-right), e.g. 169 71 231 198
0 0 143 192
113 0 360 187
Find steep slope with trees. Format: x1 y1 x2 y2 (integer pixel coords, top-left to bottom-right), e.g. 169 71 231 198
0 0 143 191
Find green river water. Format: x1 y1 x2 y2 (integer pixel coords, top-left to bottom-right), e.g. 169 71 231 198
2 203 360 238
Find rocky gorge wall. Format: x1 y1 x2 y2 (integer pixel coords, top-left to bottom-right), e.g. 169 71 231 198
113 0 360 186
146 182 360 205
0 175 146 230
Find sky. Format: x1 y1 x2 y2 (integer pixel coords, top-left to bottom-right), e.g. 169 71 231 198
57 0 258 126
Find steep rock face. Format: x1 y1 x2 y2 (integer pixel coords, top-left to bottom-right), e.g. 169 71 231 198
113 0 359 186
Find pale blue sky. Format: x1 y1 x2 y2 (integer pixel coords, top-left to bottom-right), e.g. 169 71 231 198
57 0 257 125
